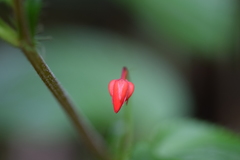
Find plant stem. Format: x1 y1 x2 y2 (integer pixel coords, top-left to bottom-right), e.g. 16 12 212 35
116 104 133 160
12 0 110 160
119 103 133 160
22 47 110 160
13 0 31 44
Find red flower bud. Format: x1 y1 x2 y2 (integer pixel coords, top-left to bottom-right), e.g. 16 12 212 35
108 67 134 113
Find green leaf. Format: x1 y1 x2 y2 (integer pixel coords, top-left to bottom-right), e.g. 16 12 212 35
150 119 240 160
0 0 13 6
0 18 19 47
116 0 238 57
131 142 158 160
24 0 42 38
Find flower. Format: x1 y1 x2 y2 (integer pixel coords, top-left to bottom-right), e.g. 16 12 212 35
108 67 134 113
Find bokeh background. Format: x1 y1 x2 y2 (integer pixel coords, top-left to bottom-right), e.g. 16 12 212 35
0 0 240 160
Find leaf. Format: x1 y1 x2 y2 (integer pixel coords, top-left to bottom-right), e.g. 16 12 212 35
130 142 158 160
150 119 240 160
24 0 42 38
0 0 13 6
0 18 19 46
116 0 238 57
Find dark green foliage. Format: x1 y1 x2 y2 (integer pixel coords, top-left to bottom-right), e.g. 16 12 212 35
24 0 42 38
130 119 240 160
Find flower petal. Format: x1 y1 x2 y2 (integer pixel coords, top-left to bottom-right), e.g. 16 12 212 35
108 79 117 96
112 79 128 113
126 81 134 100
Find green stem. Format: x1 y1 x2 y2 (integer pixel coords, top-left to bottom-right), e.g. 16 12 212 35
121 102 134 160
117 103 133 160
12 0 110 160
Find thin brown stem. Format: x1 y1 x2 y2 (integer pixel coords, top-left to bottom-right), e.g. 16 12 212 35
22 47 110 160
12 0 110 159
13 0 31 44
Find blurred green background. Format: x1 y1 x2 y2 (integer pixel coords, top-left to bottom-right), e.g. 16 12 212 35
0 0 240 160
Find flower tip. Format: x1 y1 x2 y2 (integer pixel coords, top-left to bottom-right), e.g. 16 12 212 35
113 103 122 113
113 107 120 113
123 66 127 71
114 109 119 113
